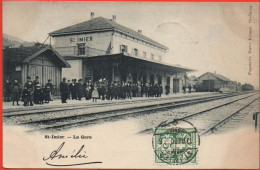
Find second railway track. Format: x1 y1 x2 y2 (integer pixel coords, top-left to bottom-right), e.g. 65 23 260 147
9 92 256 133
138 93 259 136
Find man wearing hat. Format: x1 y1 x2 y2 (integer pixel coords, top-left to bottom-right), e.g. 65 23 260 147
67 80 72 99
45 79 54 103
24 76 34 106
24 76 32 87
34 84 43 104
60 77 69 103
70 79 77 100
33 76 40 87
33 76 40 103
77 79 83 100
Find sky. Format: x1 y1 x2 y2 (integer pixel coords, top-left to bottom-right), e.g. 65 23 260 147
3 2 259 88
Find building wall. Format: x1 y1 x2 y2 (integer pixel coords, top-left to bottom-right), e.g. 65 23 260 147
62 59 83 80
112 32 166 62
52 30 167 63
52 31 113 56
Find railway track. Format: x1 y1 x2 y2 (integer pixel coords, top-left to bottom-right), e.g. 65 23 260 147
19 92 257 133
200 98 259 135
138 93 259 136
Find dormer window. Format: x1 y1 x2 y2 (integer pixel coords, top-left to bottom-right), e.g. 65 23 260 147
120 45 128 53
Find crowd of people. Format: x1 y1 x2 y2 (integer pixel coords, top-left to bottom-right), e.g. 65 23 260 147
60 78 166 103
3 76 54 106
4 76 193 106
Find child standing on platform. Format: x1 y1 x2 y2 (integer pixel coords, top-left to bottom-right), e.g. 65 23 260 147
92 82 99 102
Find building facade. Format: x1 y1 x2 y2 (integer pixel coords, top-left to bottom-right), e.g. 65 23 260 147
49 13 193 93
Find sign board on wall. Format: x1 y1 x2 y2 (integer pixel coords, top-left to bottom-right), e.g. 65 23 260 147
70 36 93 43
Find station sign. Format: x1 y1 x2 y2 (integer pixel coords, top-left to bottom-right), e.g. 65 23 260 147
70 36 93 43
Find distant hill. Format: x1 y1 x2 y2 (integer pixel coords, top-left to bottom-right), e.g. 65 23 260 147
3 33 35 48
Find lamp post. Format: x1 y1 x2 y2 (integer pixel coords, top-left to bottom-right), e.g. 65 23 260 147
208 73 210 92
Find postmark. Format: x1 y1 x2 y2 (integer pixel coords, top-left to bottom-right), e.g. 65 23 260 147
153 119 200 165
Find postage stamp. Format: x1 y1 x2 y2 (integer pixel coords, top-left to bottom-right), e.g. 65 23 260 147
153 120 200 165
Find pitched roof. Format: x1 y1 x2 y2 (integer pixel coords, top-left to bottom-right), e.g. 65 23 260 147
3 46 71 68
197 72 231 81
49 17 168 50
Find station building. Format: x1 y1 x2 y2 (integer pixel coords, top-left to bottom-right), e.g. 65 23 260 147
49 13 194 93
196 72 241 92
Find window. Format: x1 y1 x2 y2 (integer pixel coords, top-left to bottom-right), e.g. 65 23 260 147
143 51 146 58
151 53 154 60
133 48 139 56
158 56 162 61
15 66 21 71
78 44 85 55
120 45 128 53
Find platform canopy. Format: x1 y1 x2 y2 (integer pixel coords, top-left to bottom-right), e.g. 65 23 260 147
83 52 195 74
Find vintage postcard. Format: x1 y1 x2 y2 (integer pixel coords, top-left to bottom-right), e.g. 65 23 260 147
2 1 259 169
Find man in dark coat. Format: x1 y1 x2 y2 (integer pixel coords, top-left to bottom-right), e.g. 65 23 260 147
110 82 116 100
70 79 77 100
12 80 21 106
32 76 40 87
24 77 34 106
121 82 126 99
141 82 145 97
155 84 159 97
45 79 53 103
126 82 132 99
22 86 30 106
114 82 120 100
33 76 40 102
4 79 12 102
165 84 170 95
100 78 107 100
144 83 149 97
182 85 186 94
60 78 69 103
188 84 192 93
67 80 71 99
83 80 93 100
77 79 83 100
34 84 44 104
159 84 163 97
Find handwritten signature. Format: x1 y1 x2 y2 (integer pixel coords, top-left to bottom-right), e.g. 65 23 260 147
43 141 102 166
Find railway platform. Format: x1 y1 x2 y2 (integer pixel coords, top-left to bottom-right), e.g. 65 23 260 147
3 92 217 111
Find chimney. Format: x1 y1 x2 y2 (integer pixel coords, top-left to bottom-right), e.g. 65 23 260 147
112 15 116 22
90 12 95 19
138 30 142 34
